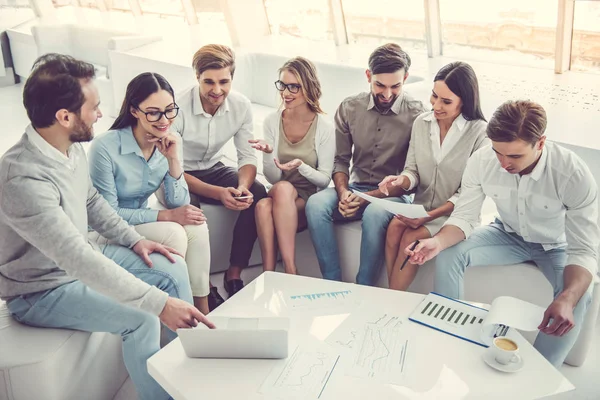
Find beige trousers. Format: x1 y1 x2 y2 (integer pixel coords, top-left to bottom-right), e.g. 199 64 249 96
90 222 211 297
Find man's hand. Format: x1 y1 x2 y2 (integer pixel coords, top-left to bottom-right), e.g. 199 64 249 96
394 213 432 229
379 175 407 196
337 189 362 218
159 297 216 331
405 238 442 265
236 185 254 205
132 239 183 267
248 139 273 154
218 187 252 211
167 205 207 225
538 297 576 337
274 158 302 171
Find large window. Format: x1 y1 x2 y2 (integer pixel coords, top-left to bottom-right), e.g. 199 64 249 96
0 0 34 26
263 0 333 42
571 1 600 74
439 0 557 69
191 0 230 45
341 0 426 53
139 0 185 20
109 0 131 11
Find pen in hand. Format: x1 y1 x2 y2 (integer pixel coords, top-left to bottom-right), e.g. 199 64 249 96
399 240 420 271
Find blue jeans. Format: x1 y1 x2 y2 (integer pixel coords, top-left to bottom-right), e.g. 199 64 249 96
435 221 593 367
7 244 193 400
305 184 411 286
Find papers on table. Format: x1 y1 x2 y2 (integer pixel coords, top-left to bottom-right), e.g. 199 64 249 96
287 290 359 312
409 292 545 347
259 340 340 399
326 308 412 385
352 190 429 218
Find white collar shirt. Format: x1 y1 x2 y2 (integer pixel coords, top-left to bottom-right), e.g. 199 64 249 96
445 142 599 276
172 87 256 171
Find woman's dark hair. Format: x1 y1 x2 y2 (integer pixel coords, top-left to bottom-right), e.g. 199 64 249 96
434 62 486 121
23 53 96 129
111 72 175 130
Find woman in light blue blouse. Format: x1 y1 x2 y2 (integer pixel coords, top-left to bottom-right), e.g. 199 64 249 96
89 73 212 314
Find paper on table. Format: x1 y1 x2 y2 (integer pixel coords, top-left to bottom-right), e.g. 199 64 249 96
480 296 545 345
259 340 340 400
352 190 429 218
326 307 412 385
408 293 546 347
287 289 360 312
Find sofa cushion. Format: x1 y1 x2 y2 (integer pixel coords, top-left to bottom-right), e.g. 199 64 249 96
0 301 128 400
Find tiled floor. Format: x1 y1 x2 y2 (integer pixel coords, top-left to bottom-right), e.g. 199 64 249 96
1 71 599 399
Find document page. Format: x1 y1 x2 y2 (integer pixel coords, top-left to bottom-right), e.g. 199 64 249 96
259 340 340 399
409 293 546 347
352 190 429 218
327 308 412 385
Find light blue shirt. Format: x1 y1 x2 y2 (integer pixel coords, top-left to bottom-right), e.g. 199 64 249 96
88 126 190 225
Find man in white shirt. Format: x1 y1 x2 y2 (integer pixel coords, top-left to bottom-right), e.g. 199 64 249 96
173 45 267 307
407 100 599 367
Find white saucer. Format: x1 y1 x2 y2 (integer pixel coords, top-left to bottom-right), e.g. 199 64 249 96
483 351 524 373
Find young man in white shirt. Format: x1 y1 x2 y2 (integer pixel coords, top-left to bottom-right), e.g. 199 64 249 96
173 45 267 308
407 100 599 367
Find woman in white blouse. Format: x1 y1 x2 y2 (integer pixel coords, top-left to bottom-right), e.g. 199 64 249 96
379 61 489 291
249 57 334 274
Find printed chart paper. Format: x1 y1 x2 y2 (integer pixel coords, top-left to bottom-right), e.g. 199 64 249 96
287 290 359 311
352 190 429 218
259 342 340 399
409 293 545 347
327 310 411 385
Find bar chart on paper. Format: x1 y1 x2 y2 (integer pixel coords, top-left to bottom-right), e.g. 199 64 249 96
288 290 357 310
409 292 489 346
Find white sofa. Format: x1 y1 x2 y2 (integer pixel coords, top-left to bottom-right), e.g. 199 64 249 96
0 301 129 400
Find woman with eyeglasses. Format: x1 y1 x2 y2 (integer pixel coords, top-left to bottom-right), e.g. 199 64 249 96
249 57 335 275
88 72 211 314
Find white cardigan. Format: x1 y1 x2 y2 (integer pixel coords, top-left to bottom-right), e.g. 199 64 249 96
261 110 335 189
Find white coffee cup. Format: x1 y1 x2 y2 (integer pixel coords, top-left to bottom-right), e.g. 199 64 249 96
490 337 521 365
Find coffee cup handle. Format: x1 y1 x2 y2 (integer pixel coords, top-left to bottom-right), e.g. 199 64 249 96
510 354 522 364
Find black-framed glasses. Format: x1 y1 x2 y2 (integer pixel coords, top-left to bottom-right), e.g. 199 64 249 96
274 80 301 94
136 105 179 122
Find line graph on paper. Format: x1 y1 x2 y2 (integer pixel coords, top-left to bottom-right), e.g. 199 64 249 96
335 330 357 349
328 312 405 351
352 322 409 381
260 344 340 399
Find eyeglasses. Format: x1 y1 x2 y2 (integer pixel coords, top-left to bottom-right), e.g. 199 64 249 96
136 106 179 122
274 80 301 94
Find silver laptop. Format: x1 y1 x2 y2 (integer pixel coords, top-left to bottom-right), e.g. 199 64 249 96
178 317 290 359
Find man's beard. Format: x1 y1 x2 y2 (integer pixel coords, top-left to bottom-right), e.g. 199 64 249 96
374 94 397 112
69 116 94 143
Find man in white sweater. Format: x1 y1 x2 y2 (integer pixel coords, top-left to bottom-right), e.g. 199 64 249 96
0 54 214 400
